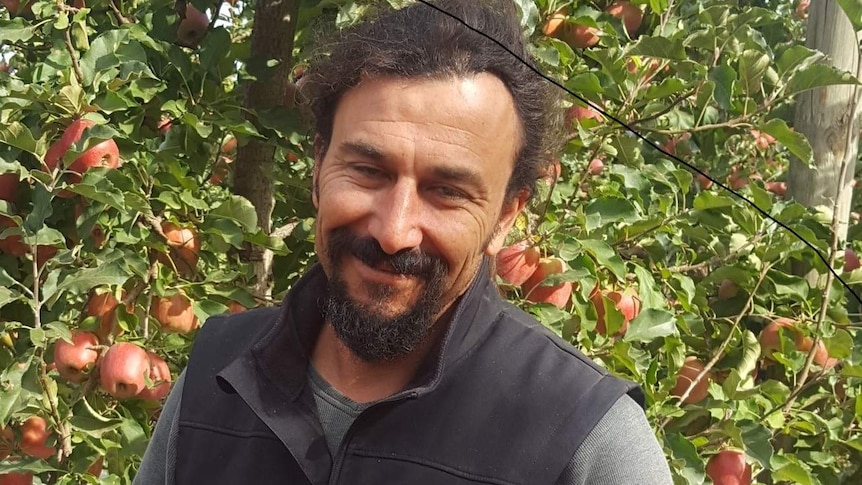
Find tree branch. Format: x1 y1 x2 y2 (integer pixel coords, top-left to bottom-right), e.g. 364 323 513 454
62 28 84 86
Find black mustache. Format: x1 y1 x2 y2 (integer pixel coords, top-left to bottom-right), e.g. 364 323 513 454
329 228 447 278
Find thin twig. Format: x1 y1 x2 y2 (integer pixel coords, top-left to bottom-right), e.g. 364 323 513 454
108 0 132 24
62 28 84 85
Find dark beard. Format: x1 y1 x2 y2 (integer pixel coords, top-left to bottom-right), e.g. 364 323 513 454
321 228 448 363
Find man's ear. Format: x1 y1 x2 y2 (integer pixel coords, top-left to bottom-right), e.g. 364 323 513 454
312 134 326 209
484 190 529 258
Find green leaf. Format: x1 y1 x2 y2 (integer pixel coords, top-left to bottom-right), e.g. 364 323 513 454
0 355 31 425
693 190 736 210
563 73 604 95
773 461 814 485
740 421 773 469
623 309 677 342
0 122 43 156
0 18 38 43
585 197 639 231
629 36 686 60
787 64 861 96
665 433 706 484
836 0 862 31
578 239 627 281
80 30 129 86
57 262 130 293
708 65 736 110
209 196 259 232
738 49 770 95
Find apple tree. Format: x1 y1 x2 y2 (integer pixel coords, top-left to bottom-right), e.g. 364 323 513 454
1 0 862 484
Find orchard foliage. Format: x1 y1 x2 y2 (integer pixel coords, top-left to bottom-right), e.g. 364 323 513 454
0 0 861 483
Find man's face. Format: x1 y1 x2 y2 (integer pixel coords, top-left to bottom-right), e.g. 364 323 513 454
313 74 526 362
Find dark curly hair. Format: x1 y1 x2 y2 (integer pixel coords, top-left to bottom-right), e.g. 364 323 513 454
303 0 565 203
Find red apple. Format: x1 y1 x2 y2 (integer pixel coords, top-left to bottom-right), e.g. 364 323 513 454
86 290 123 341
0 426 13 460
565 23 600 48
157 116 172 135
0 215 27 257
228 300 246 313
697 173 714 190
159 221 200 273
0 473 33 485
542 8 568 38
44 119 121 189
588 158 604 175
209 156 232 185
86 456 103 476
99 342 150 399
522 257 573 308
138 351 172 401
151 291 199 334
0 0 34 16
66 139 121 183
717 279 738 300
751 129 776 150
605 1 643 38
44 118 95 172
670 357 712 404
845 248 860 272
19 417 54 460
495 241 540 286
176 4 210 48
0 62 8 73
221 136 237 154
759 317 798 361
797 337 838 371
53 330 99 383
728 166 749 190
765 181 787 197
567 104 604 127
0 173 18 203
591 287 641 336
706 449 752 485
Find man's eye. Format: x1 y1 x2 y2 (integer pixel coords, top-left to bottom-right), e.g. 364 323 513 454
434 186 468 200
352 165 384 177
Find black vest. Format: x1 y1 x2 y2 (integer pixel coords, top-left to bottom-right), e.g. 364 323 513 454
175 260 645 484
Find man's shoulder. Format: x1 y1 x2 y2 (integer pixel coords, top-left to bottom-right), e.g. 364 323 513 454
490 298 610 375
190 306 282 362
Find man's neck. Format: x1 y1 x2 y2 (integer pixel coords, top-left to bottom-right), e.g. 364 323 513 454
310 312 451 404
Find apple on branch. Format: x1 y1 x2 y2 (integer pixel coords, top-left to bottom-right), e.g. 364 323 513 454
176 4 210 48
100 342 150 399
706 449 752 485
52 330 100 383
670 356 712 404
521 256 573 309
151 290 200 334
495 240 540 286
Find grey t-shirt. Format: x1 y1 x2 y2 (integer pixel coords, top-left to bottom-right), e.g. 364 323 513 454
134 368 673 484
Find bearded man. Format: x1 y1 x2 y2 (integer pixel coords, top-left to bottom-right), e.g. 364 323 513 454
134 1 673 483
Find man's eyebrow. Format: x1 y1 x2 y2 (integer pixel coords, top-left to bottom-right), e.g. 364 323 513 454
339 140 388 162
430 165 485 192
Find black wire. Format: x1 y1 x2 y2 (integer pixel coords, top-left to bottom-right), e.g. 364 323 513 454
416 0 862 307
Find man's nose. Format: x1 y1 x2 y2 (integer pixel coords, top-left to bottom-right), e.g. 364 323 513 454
368 180 424 255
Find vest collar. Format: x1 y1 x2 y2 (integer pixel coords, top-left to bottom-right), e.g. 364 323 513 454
249 256 503 402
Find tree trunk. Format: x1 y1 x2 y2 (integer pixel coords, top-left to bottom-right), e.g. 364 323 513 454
234 0 300 300
787 1 862 244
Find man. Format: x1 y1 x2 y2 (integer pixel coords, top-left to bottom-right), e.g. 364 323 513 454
135 1 673 483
